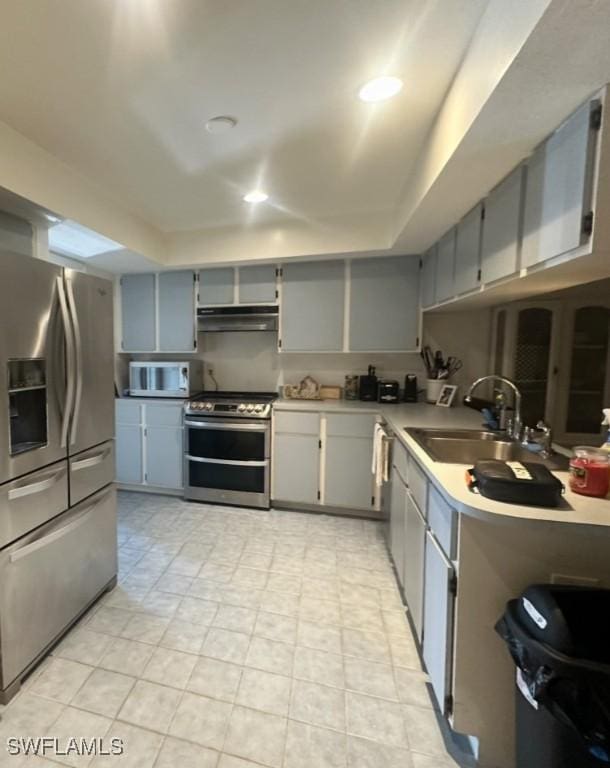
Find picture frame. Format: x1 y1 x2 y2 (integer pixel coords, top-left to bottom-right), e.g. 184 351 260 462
436 384 458 408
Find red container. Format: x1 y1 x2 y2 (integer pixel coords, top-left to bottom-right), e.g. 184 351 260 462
569 446 610 498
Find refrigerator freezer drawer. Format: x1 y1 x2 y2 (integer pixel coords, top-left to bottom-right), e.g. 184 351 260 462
0 485 117 698
69 441 115 506
0 460 69 550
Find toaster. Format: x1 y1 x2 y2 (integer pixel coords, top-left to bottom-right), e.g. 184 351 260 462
378 379 399 403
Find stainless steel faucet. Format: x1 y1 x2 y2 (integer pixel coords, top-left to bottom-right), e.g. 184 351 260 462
464 375 523 439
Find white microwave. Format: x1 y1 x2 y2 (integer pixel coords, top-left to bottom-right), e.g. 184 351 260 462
129 361 203 398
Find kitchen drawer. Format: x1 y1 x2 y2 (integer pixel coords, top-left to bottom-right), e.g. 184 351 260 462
116 400 142 425
0 460 68 550
69 441 115 506
274 410 320 435
145 403 185 427
428 485 458 560
392 440 408 483
0 486 117 696
325 413 377 438
408 456 428 517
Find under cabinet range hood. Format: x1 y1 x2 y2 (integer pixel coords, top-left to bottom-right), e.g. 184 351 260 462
197 305 279 332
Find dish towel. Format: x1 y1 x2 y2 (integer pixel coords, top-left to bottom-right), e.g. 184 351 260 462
372 423 390 487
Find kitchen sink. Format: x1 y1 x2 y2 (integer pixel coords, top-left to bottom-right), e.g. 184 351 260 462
405 428 570 470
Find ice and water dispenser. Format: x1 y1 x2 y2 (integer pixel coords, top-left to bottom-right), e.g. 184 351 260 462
8 359 48 455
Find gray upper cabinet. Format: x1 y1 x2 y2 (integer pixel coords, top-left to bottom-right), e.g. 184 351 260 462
522 100 598 268
158 271 196 352
238 265 277 304
199 267 234 305
481 166 524 284
421 246 437 308
121 274 156 351
349 256 419 351
454 203 483 295
435 230 456 304
281 260 345 352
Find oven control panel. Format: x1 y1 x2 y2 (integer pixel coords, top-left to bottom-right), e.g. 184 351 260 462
186 401 271 418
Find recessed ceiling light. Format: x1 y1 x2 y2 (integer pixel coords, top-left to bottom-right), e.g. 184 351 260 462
243 190 269 203
358 76 403 103
205 116 237 134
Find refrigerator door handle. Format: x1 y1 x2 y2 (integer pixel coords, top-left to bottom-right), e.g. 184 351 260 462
57 277 75 448
7 467 67 501
65 277 83 447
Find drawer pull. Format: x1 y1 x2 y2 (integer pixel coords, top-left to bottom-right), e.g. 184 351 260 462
8 468 66 501
71 447 111 472
9 490 109 563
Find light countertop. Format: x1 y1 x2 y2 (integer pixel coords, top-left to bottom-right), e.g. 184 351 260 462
274 398 610 528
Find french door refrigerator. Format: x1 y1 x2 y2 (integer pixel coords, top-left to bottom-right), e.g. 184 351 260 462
0 249 117 703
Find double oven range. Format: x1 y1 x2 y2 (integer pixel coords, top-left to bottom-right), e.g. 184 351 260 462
184 391 276 509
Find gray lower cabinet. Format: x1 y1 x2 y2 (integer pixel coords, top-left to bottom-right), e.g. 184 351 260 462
280 261 345 351
115 424 143 484
423 530 455 715
522 99 598 268
454 203 483 296
115 402 184 489
158 271 196 352
389 466 407 585
324 436 374 509
146 426 183 488
238 265 277 304
481 165 524 284
349 256 419 351
421 247 437 308
199 267 234 305
272 433 319 504
404 490 427 641
121 274 156 351
435 230 456 304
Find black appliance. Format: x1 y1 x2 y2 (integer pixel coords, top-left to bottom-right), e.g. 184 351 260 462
359 365 378 402
404 374 418 403
378 380 399 403
184 391 277 509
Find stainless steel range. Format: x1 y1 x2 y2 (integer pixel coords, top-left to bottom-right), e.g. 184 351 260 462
184 391 276 509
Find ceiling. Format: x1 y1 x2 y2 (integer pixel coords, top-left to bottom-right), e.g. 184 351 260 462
2 1 610 271
0 0 487 259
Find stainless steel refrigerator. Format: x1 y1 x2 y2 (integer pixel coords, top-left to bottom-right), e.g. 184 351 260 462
0 249 117 703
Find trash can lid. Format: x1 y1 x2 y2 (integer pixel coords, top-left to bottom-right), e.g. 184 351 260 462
516 584 610 662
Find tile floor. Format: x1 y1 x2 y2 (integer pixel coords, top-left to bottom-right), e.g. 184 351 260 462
0 492 473 768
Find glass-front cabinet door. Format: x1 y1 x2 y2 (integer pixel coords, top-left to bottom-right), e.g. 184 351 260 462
556 304 610 444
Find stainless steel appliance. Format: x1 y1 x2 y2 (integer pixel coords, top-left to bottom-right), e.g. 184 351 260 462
0 249 116 703
197 305 279 333
129 360 203 398
184 391 276 508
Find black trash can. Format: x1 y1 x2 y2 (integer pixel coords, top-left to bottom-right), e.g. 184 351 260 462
495 584 610 768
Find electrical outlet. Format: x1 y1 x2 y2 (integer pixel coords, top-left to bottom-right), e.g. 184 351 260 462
207 366 214 377
550 573 600 587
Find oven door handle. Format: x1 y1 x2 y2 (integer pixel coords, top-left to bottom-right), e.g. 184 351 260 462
184 420 268 432
185 455 269 467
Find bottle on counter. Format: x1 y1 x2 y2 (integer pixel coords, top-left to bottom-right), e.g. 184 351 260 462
569 446 610 498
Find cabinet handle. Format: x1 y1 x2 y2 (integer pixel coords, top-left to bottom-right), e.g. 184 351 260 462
185 455 268 467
